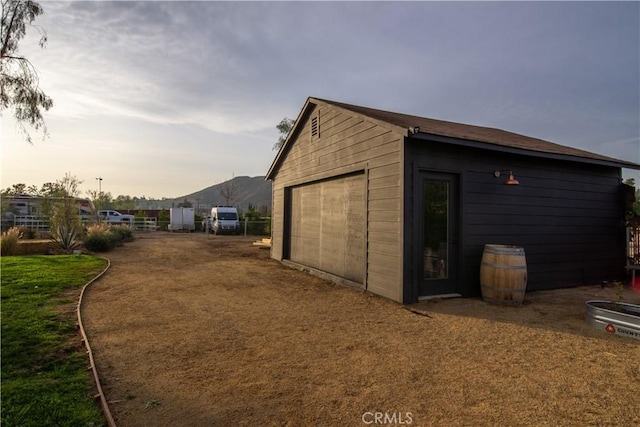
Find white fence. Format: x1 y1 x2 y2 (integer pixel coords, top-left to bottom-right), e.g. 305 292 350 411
5 216 158 232
11 216 50 231
130 218 158 232
3 216 271 235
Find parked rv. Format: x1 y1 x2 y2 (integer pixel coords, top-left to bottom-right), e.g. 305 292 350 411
207 206 240 234
2 194 96 218
1 194 96 229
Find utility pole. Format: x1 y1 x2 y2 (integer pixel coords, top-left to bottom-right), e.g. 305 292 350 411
96 177 103 195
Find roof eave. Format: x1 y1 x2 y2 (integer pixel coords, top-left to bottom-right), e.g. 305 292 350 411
310 97 409 137
410 132 640 170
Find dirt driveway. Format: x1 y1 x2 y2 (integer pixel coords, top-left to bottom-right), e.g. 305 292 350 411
82 232 640 426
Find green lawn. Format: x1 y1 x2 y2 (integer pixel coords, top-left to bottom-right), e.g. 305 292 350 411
1 255 109 427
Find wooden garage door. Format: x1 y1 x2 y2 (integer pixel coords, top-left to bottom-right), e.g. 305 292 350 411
289 174 365 284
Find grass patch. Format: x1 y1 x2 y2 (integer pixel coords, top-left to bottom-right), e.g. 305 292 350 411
1 255 109 427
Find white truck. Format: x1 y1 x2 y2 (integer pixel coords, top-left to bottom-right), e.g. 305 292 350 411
97 210 135 223
205 206 240 235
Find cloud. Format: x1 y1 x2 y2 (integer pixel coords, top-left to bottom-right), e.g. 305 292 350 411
3 1 638 197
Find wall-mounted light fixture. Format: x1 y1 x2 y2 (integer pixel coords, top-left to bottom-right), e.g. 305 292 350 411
494 170 520 185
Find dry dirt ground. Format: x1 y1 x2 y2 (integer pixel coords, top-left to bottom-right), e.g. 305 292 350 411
81 232 640 427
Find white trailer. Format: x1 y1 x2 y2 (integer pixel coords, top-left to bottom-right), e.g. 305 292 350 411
168 207 195 232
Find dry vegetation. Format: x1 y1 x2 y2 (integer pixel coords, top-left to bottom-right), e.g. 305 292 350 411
0 227 21 255
81 233 640 426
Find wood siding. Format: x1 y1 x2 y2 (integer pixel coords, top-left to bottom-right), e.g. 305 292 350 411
290 174 365 282
404 139 626 299
270 102 404 301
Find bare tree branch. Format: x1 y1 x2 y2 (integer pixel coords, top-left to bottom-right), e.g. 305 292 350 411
218 179 238 207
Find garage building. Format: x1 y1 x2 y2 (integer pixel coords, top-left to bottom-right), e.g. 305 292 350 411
266 97 639 304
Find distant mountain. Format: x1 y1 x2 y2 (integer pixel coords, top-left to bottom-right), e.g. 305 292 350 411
143 176 272 212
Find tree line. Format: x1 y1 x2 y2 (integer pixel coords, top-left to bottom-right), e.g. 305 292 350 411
1 174 271 216
0 174 156 211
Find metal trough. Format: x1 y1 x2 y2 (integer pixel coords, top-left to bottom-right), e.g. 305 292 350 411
585 300 640 340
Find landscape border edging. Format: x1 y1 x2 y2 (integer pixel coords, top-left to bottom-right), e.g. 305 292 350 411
76 256 117 427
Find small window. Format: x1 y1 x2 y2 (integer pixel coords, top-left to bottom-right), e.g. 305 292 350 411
310 115 319 140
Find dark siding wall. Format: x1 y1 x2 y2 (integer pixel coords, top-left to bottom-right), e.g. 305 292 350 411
405 139 626 298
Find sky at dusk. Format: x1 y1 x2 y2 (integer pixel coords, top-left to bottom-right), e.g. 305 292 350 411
1 1 639 198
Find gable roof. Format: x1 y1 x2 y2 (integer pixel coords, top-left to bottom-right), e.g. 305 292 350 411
266 97 639 179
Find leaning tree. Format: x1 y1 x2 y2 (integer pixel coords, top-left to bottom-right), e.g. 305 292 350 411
1 0 53 143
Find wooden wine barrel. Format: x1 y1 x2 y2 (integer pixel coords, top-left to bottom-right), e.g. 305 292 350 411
480 244 527 306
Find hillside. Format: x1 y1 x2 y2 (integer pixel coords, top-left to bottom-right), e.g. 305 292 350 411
146 176 272 212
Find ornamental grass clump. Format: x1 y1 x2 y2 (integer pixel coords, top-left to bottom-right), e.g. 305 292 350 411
82 223 135 253
83 223 118 253
86 223 109 235
0 227 22 256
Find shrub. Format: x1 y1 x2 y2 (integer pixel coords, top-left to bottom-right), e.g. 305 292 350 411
83 223 134 253
83 233 117 252
86 223 109 236
84 223 117 253
110 225 133 241
51 223 81 252
23 228 37 239
48 187 83 252
1 227 22 256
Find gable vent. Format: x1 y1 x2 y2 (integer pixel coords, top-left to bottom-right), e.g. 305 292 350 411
311 115 319 140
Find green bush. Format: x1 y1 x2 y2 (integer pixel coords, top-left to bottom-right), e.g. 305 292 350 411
83 223 119 253
83 233 118 252
23 228 37 239
110 225 133 241
82 223 134 252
